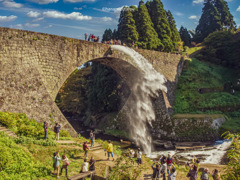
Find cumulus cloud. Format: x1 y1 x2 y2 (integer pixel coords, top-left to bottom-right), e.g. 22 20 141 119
27 11 41 18
237 6 240 12
3 0 23 8
27 0 58 4
189 15 199 20
25 23 40 28
0 15 17 22
64 0 95 2
43 11 92 20
193 0 204 5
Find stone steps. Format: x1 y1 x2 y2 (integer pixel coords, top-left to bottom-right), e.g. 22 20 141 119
0 125 18 138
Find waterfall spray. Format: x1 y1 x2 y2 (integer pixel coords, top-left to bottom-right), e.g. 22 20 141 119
111 45 167 155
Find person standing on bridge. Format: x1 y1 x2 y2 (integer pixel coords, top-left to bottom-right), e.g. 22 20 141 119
107 140 114 161
43 121 48 140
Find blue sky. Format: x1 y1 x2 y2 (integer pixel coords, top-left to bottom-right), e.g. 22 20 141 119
0 0 239 40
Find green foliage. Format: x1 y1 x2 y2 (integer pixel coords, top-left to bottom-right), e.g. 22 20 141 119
118 6 139 46
135 0 162 50
15 136 57 146
221 132 240 179
104 129 129 139
95 139 122 156
102 29 113 42
147 0 174 52
0 132 51 179
194 0 235 43
179 26 191 47
174 58 240 114
199 31 240 70
108 156 146 180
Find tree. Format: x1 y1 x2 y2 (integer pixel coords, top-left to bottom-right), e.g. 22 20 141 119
213 0 236 30
167 10 181 51
102 29 113 42
117 7 139 46
147 0 173 52
194 0 222 42
179 26 191 47
136 0 162 50
112 29 119 40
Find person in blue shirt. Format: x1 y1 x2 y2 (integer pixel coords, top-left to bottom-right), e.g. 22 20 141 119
53 152 61 179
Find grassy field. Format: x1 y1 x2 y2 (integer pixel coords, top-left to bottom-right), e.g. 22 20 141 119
174 47 240 132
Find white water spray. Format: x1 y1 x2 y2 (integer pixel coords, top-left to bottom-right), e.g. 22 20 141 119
111 45 167 155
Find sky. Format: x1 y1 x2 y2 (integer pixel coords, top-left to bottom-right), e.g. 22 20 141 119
0 0 239 40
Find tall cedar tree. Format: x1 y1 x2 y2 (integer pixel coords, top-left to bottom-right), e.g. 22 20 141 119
194 0 222 43
147 0 173 52
213 0 236 30
102 29 113 42
179 26 191 47
118 7 139 46
136 0 162 50
166 10 181 50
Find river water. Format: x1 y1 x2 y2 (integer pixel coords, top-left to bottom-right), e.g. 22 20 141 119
148 140 231 164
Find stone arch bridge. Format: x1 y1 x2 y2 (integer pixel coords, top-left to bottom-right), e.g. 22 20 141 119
0 27 183 138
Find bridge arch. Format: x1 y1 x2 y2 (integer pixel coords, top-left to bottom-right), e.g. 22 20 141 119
0 27 183 138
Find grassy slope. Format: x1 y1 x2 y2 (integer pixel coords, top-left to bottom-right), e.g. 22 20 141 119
174 47 240 132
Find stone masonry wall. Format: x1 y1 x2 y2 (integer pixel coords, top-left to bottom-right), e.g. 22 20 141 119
0 27 183 138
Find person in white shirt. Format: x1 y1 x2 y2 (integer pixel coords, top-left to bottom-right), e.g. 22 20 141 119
137 148 142 165
160 159 167 180
81 159 89 173
60 154 69 177
168 165 177 180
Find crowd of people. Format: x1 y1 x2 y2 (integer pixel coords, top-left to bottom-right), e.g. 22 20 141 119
45 126 223 179
149 154 222 180
85 33 100 42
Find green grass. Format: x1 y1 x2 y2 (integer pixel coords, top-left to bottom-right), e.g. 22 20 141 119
104 129 129 139
174 58 240 132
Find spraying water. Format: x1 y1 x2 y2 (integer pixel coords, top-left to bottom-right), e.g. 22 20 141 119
111 45 167 155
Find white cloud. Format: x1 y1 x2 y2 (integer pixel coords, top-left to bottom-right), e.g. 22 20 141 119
0 15 17 22
189 15 199 20
193 0 204 5
32 17 44 22
174 12 183 16
25 23 40 28
10 24 23 29
74 7 82 10
237 6 240 12
100 17 113 22
93 6 128 18
64 0 95 2
43 11 92 20
28 0 58 4
27 11 41 18
3 0 23 8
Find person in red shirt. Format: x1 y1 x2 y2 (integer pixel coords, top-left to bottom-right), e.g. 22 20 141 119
167 154 173 174
83 141 90 158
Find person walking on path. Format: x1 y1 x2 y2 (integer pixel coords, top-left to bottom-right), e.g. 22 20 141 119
53 152 61 179
43 121 48 140
83 141 90 159
167 154 173 174
137 148 142 165
152 162 160 180
200 168 209 180
80 159 89 173
84 33 87 41
107 140 114 161
212 169 221 180
54 123 61 141
168 165 177 180
60 154 69 178
89 156 95 171
187 165 198 180
160 159 167 180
